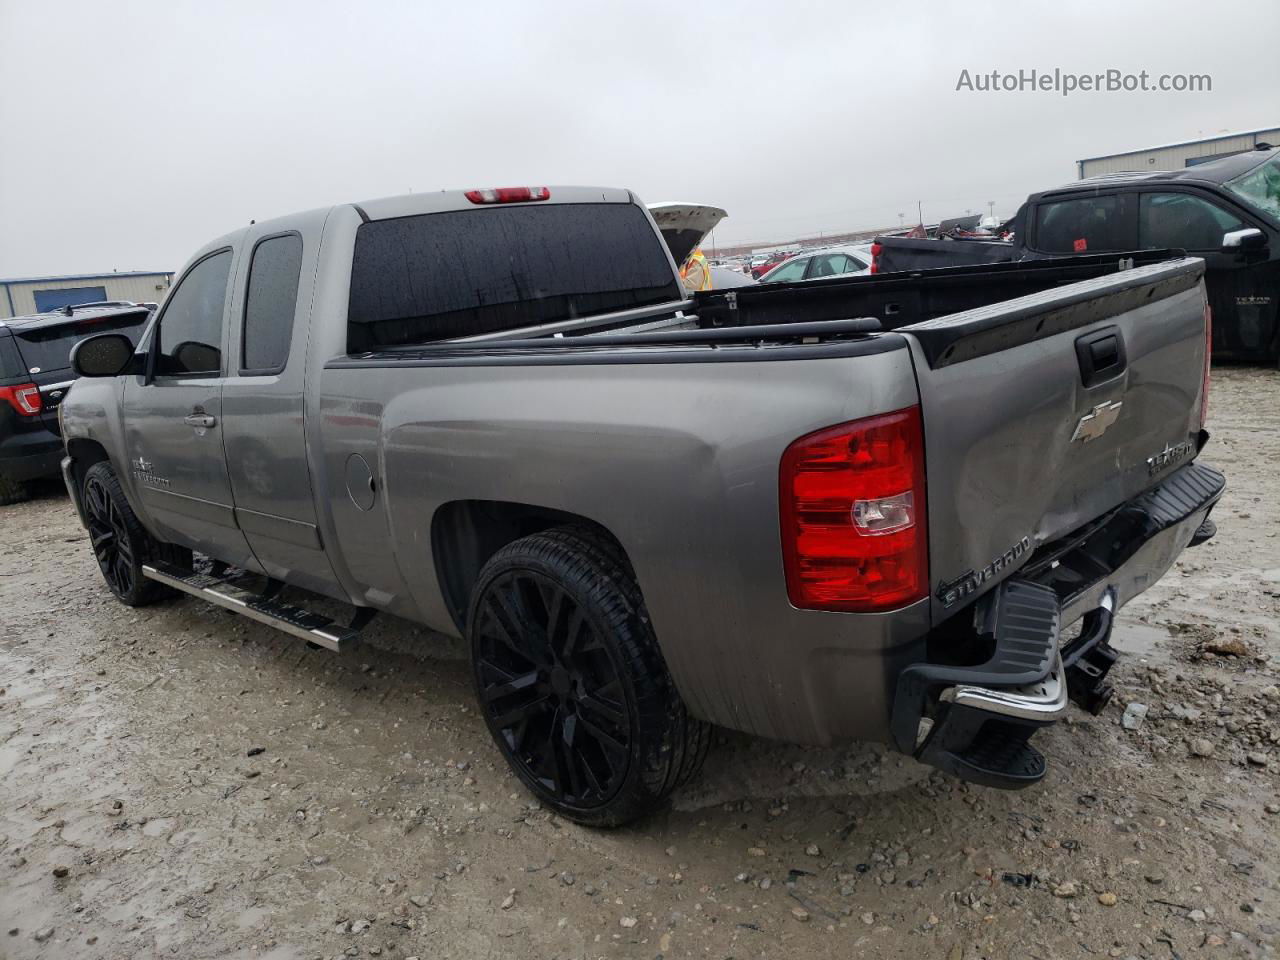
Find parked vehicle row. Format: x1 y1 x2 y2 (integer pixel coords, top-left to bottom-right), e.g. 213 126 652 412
872 146 1280 364
59 184 1221 826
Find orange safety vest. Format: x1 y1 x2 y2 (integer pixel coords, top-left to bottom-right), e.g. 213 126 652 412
680 249 711 292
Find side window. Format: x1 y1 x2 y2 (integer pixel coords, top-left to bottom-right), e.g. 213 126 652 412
763 257 808 283
1139 192 1245 251
1033 195 1134 254
807 254 848 279
242 234 303 373
156 251 231 377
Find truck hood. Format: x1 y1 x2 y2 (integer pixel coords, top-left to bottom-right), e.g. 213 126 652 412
647 202 727 270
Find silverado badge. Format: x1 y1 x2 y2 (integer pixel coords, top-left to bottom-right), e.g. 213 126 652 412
1071 400 1123 443
935 536 1032 609
1146 438 1195 476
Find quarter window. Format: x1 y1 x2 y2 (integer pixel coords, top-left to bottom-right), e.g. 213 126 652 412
156 251 231 377
242 234 303 373
808 253 860 278
1034 195 1134 254
1139 192 1245 251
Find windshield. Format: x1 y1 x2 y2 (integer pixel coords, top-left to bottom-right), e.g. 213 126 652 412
1225 153 1280 222
347 202 681 351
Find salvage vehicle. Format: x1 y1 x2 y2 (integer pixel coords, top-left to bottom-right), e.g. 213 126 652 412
60 185 1223 826
0 302 151 504
872 145 1280 363
757 243 871 283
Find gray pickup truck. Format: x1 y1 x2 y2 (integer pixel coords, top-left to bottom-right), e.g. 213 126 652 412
59 185 1224 825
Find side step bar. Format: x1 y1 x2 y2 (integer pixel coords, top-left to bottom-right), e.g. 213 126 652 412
142 561 366 651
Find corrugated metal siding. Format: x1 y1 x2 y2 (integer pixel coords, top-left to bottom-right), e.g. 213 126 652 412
1079 129 1280 178
1 274 171 318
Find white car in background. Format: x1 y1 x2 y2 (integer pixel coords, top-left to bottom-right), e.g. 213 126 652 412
758 244 872 283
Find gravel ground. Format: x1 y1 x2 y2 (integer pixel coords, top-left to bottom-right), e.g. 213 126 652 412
1 367 1277 960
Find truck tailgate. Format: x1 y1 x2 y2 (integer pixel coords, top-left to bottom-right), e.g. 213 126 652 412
902 258 1209 620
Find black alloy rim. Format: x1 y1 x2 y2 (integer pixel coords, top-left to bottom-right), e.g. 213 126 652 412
85 476 134 596
475 571 631 807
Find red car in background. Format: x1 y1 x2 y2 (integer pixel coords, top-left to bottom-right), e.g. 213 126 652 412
750 251 794 279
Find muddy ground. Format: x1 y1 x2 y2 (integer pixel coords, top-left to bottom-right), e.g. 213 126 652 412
1 368 1278 960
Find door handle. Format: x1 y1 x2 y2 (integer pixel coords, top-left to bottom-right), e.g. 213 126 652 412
184 413 217 429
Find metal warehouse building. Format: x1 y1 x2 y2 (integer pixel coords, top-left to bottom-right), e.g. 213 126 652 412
1077 126 1280 179
0 271 172 319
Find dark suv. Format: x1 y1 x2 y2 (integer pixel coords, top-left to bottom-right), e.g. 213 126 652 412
0 302 152 504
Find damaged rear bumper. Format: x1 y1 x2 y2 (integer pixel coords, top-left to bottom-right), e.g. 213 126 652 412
892 460 1225 789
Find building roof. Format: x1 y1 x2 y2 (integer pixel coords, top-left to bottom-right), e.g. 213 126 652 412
1077 126 1279 164
0 270 172 285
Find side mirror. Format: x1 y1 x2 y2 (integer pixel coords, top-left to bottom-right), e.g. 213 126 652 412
71 333 135 378
1222 227 1266 252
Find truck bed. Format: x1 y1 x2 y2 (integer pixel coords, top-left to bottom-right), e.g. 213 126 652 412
692 249 1186 348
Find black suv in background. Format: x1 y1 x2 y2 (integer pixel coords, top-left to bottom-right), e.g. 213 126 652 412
0 302 152 504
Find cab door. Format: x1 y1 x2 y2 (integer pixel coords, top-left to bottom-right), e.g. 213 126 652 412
1137 189 1276 361
219 221 344 600
121 246 260 570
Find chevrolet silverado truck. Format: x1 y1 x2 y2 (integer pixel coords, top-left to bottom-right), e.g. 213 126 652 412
59 185 1223 826
873 146 1280 364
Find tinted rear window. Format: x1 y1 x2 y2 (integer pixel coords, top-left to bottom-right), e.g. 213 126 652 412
346 202 679 351
12 312 149 374
1033 195 1135 254
242 233 303 373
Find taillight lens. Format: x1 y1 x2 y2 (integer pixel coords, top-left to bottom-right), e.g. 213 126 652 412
780 407 927 612
0 383 43 416
464 186 551 204
869 242 882 275
1200 303 1212 428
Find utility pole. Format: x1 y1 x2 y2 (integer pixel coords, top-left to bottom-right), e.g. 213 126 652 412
917 200 923 227
988 200 995 219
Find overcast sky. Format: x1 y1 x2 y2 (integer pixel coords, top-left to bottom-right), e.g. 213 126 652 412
2 0 1277 275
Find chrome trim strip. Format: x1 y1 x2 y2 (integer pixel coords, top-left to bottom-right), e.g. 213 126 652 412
39 380 75 393
941 655 1068 721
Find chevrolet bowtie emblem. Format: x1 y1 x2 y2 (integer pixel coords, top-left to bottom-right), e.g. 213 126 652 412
1071 400 1123 443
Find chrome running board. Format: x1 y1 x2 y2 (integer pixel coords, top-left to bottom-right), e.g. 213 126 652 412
141 561 365 651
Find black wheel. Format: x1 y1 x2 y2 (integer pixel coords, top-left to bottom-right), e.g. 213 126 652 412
82 461 190 606
0 473 29 506
468 527 710 827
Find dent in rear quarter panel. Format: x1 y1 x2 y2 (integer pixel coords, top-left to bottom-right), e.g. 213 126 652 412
322 344 926 745
909 275 1208 623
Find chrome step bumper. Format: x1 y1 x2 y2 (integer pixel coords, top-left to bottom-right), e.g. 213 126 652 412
940 653 1068 722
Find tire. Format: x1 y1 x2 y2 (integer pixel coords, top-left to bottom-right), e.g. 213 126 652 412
82 461 191 607
467 526 710 827
0 473 29 506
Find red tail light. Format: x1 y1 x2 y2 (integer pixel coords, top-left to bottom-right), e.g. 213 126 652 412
0 383 43 416
1200 303 1212 428
869 242 882 275
464 186 551 204
780 407 927 612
